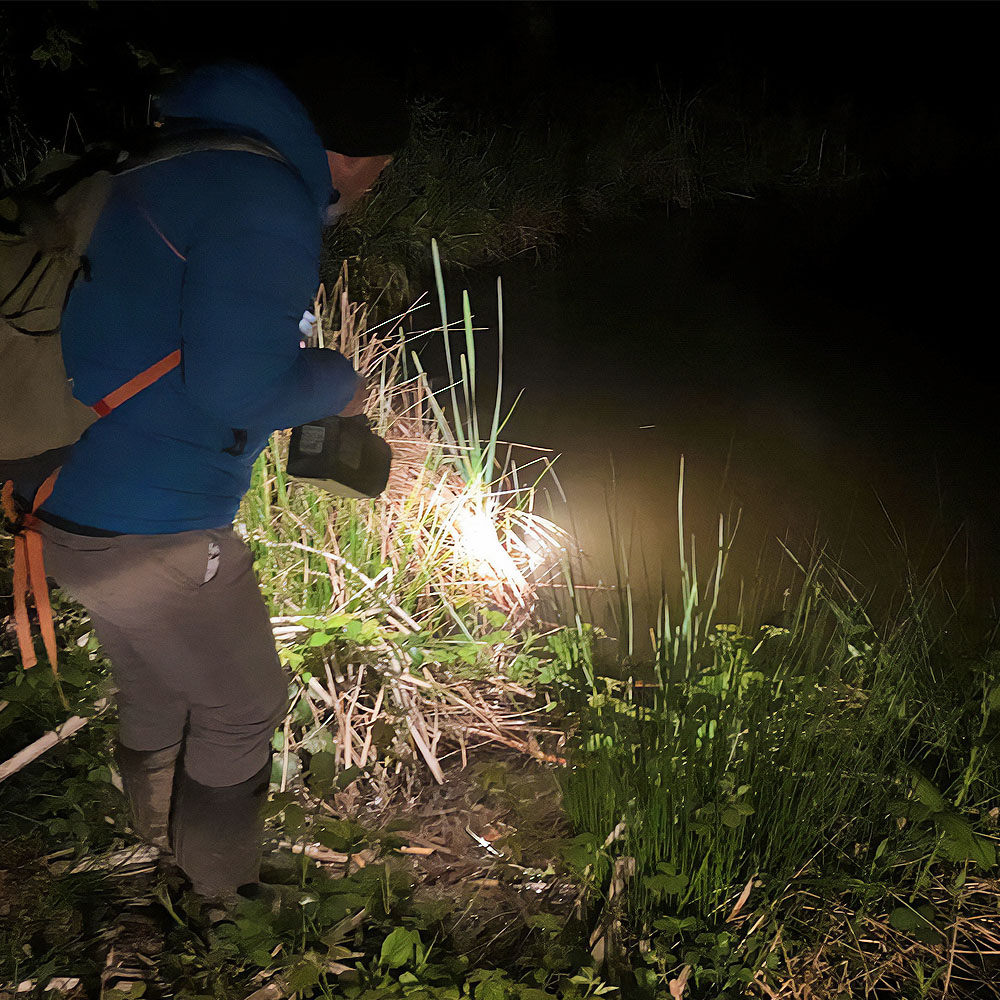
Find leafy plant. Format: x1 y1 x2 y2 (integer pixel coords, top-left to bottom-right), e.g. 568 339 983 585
555 459 1000 996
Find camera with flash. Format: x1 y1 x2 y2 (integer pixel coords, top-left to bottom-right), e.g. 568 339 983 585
286 414 391 498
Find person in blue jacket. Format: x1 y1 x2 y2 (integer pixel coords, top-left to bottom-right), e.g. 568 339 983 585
34 62 408 902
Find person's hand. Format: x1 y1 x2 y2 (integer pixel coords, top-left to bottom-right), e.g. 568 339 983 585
299 310 317 337
338 372 367 417
299 310 317 348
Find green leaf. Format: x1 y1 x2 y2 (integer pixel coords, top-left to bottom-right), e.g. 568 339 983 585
270 752 300 785
379 926 421 969
308 751 338 784
890 797 931 822
336 765 362 789
315 827 350 853
476 981 507 1000
910 773 948 813
358 619 381 643
284 958 321 992
527 913 562 933
302 727 335 756
721 807 745 828
263 791 296 820
250 945 276 967
986 684 1000 715
653 915 701 936
729 966 755 985
279 648 304 670
936 813 996 868
889 905 934 933
283 803 305 834
456 643 479 665
321 908 367 947
643 873 689 896
560 833 600 872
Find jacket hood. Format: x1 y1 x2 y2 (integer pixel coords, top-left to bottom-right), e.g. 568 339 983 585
156 62 332 216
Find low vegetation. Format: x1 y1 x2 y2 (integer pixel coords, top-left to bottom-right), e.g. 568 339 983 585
3 261 999 999
0 33 990 994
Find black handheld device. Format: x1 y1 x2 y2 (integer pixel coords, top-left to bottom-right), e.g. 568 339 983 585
286 415 392 499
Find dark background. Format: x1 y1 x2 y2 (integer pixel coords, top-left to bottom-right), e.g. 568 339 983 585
4 2 997 633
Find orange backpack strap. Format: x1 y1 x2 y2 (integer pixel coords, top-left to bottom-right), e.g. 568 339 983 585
91 349 181 416
10 349 180 674
11 468 60 672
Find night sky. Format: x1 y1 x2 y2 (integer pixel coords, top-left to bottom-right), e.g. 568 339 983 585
5 2 997 624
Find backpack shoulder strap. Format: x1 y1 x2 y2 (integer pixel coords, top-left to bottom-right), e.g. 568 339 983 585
114 129 296 178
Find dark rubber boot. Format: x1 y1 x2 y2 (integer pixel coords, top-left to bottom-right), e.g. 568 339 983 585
114 741 182 853
171 758 272 899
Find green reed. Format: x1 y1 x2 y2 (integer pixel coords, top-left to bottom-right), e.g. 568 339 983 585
558 460 1000 962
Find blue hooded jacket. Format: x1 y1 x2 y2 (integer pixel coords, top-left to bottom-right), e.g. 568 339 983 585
41 64 358 534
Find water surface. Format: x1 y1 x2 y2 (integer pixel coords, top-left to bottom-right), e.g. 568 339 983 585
444 182 994 643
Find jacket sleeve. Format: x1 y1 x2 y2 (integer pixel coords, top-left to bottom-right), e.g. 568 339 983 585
178 156 359 431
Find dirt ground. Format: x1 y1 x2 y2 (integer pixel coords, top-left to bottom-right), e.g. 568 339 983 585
0 737 584 998
304 747 583 966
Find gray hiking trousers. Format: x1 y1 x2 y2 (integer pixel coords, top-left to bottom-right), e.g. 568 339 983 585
38 522 288 787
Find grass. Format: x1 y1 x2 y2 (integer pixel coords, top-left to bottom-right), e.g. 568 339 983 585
0 35 987 994
0 262 590 997
240 249 564 638
223 250 571 788
2 264 999 998
319 91 863 315
556 461 1000 997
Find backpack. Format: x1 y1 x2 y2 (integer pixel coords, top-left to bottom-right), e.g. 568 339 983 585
0 130 292 677
0 130 290 489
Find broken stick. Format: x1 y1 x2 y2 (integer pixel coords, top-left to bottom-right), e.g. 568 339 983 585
0 697 109 784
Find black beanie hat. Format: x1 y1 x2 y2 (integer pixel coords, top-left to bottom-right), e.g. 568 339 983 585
285 61 410 156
